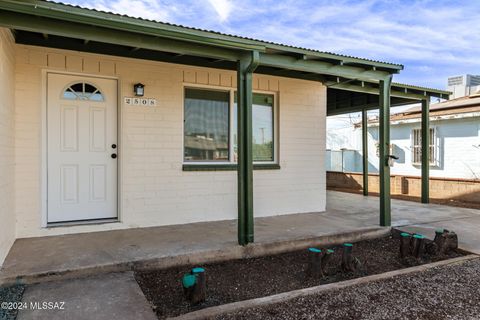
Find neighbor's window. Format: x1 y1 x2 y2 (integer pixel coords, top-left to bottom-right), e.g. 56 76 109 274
233 93 275 162
184 88 230 162
411 128 436 165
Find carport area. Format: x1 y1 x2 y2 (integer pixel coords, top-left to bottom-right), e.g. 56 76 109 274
1 190 479 286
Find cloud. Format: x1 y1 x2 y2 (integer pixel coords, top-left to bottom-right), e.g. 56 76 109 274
206 0 233 22
77 0 173 21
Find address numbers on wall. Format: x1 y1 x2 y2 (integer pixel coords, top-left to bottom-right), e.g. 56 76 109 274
124 97 157 106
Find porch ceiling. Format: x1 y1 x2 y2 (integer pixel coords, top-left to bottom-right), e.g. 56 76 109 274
326 80 451 116
0 0 450 114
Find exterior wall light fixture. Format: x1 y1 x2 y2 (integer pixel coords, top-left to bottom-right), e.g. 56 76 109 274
134 83 145 96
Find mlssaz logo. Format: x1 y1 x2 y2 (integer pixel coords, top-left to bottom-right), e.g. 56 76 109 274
29 301 66 310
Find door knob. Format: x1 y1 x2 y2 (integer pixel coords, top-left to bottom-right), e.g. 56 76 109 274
111 154 117 159
112 144 117 149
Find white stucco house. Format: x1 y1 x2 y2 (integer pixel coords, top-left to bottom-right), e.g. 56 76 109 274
327 94 480 180
0 0 449 267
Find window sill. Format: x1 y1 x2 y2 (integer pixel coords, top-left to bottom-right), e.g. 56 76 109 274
182 163 281 171
412 163 437 167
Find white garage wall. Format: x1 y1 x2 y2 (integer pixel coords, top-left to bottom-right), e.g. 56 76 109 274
14 45 327 238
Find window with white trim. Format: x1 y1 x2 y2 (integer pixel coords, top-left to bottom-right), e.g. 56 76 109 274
183 87 277 163
411 128 437 165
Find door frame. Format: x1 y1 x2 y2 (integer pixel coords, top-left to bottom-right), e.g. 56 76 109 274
41 70 122 227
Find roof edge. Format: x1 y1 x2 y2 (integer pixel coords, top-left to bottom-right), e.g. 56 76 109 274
1 0 404 70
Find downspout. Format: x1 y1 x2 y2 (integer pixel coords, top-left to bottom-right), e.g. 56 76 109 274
245 50 260 74
237 50 259 245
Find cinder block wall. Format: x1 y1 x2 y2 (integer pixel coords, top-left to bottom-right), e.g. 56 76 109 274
14 45 327 238
327 171 480 203
0 28 16 266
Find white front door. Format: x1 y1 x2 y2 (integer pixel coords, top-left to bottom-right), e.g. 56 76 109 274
47 73 118 223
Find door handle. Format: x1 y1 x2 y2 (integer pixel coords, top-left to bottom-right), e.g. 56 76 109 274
111 154 117 159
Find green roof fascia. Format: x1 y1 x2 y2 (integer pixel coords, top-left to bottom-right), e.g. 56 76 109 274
259 53 391 82
0 10 244 61
0 0 403 72
326 81 450 100
392 82 451 99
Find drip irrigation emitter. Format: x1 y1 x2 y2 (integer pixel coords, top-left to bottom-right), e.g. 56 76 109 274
321 249 334 275
182 267 206 304
411 234 426 259
307 247 323 278
341 243 357 272
434 228 458 255
399 232 412 260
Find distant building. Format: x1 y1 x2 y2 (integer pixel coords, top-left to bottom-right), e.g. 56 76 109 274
447 74 480 99
327 93 480 180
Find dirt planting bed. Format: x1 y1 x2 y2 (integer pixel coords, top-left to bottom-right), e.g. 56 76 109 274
135 234 464 319
223 258 480 320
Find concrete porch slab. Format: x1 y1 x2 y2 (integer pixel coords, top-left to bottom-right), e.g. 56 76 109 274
1 191 479 285
17 272 157 320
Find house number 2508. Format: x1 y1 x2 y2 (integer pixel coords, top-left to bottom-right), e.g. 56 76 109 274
124 97 157 106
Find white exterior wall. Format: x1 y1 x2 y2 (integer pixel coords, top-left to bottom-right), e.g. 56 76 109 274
0 28 16 266
384 118 480 179
14 45 327 239
326 117 480 179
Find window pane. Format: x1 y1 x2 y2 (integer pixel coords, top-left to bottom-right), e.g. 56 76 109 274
89 90 104 101
84 83 97 94
233 93 274 162
70 83 83 95
184 88 230 161
63 88 77 100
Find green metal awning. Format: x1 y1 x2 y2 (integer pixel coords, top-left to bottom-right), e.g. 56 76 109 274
327 80 451 116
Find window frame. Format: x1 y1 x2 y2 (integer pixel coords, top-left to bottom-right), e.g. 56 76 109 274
411 127 437 166
182 83 279 166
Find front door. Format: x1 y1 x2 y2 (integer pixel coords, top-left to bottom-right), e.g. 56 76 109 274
47 73 118 223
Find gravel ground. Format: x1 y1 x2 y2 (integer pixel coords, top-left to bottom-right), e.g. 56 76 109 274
220 258 480 320
135 236 462 319
0 285 25 320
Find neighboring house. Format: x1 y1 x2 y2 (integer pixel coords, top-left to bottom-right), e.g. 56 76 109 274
0 1 448 266
327 93 480 180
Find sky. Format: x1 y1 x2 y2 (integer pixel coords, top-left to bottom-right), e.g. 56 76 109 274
59 0 479 90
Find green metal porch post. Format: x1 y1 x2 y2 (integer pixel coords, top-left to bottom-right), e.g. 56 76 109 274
237 51 259 245
362 109 369 196
421 98 430 203
379 75 393 226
